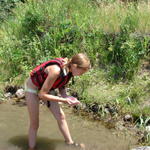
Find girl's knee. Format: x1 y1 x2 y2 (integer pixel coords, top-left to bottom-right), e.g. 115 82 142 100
56 112 66 122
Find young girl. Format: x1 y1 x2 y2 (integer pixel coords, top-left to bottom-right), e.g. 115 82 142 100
25 53 91 150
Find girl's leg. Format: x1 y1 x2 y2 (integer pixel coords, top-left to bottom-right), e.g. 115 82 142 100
48 101 74 144
26 92 39 149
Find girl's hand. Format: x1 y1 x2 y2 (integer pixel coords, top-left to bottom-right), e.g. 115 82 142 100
65 96 80 106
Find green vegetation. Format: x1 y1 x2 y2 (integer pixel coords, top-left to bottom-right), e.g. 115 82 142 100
0 0 150 82
0 0 150 145
71 69 150 115
0 0 25 23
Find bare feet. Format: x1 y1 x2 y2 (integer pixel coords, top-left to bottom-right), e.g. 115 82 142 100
66 141 85 149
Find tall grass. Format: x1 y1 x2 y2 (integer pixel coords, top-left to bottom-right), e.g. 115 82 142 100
0 0 150 83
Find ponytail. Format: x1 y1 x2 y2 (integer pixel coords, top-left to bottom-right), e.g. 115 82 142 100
62 58 71 67
62 53 91 70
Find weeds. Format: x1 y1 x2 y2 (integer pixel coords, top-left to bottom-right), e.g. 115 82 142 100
0 0 150 82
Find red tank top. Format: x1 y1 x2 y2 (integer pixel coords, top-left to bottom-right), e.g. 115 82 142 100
30 58 72 90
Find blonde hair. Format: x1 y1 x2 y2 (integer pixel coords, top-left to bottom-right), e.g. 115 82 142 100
64 53 91 69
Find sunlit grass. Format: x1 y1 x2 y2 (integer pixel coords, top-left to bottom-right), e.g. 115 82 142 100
72 69 150 116
0 0 150 81
1 0 150 34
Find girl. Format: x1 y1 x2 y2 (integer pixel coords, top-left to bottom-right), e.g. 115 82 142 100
25 53 91 150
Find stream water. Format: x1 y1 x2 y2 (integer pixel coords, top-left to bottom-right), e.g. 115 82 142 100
0 101 136 150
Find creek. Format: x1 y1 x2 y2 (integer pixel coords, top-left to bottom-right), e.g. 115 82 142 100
0 101 136 150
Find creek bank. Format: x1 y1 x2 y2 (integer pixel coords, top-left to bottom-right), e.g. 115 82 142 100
72 100 150 146
1 85 150 149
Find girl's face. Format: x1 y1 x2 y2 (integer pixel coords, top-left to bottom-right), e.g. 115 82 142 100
70 64 89 76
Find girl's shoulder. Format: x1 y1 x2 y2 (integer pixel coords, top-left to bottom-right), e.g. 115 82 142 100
45 64 61 75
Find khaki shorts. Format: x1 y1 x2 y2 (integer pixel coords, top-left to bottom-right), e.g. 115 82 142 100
24 77 39 95
24 77 58 108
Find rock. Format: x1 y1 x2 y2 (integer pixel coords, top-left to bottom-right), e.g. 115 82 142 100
73 105 79 110
138 131 149 143
146 126 150 132
131 146 150 150
4 92 13 99
90 103 99 113
80 103 86 110
15 89 25 99
104 108 110 114
84 104 91 113
115 121 125 131
124 114 133 122
104 119 116 129
4 85 19 95
105 104 118 115
13 97 21 102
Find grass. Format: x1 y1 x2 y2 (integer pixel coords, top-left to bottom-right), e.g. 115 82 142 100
0 0 149 109
71 67 150 118
1 0 150 34
0 0 150 83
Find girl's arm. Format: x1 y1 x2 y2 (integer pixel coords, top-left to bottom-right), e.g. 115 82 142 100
59 87 80 104
38 65 70 104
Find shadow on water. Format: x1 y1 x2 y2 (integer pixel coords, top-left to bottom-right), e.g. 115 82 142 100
8 135 64 150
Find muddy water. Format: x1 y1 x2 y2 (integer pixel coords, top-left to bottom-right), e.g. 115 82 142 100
0 101 136 150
